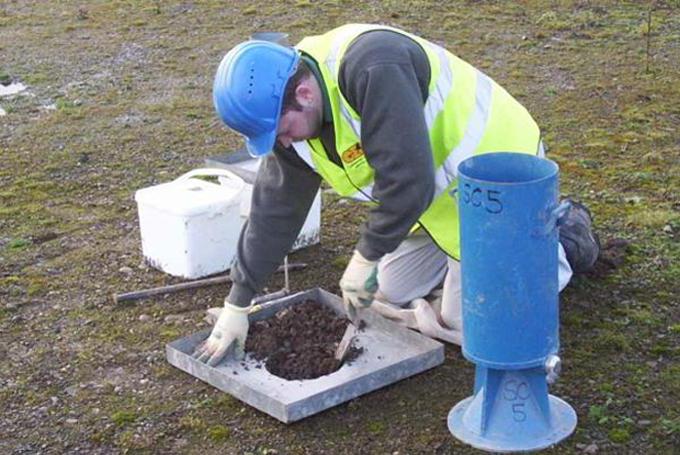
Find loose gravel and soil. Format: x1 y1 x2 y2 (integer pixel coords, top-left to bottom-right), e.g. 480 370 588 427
246 300 361 380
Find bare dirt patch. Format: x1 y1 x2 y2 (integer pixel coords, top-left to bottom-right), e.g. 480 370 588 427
586 238 631 279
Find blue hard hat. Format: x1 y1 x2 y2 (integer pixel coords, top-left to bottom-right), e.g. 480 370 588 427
213 40 300 157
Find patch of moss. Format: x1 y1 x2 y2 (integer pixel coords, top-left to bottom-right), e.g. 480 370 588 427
331 255 349 269
160 327 181 340
593 331 630 353
55 98 80 113
111 410 137 426
650 341 675 357
179 415 205 432
627 209 678 229
660 417 680 435
7 238 31 249
627 308 658 325
26 276 49 296
367 420 387 435
22 71 49 85
598 382 615 394
207 424 230 442
535 11 572 31
588 404 609 425
608 427 631 443
0 70 10 85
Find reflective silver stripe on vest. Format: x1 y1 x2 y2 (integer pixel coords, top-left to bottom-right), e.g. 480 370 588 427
291 140 316 170
422 43 453 130
291 141 374 201
434 71 493 196
326 27 367 138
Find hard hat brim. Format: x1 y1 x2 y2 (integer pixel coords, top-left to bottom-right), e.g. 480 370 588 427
245 130 277 157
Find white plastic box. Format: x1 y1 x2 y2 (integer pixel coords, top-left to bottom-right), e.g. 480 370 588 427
135 165 321 279
224 158 321 252
135 169 246 279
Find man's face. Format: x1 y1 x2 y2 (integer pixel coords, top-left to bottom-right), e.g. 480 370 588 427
275 76 323 148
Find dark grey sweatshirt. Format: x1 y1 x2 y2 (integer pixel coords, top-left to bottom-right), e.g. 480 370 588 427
228 30 434 307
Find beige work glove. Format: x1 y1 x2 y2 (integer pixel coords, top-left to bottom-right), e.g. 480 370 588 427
193 299 250 366
339 250 378 320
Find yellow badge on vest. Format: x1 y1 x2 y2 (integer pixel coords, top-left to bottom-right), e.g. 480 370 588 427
341 143 364 165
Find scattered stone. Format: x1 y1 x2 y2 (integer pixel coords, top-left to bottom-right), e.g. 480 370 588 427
584 443 599 454
139 314 152 322
164 314 184 324
65 385 78 397
663 224 673 233
119 266 133 274
638 419 652 427
65 418 78 424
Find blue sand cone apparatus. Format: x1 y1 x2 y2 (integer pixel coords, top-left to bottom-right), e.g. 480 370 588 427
448 152 577 452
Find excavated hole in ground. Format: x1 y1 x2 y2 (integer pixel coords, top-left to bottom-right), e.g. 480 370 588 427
245 299 363 380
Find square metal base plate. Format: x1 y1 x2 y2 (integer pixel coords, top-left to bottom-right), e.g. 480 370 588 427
166 288 444 423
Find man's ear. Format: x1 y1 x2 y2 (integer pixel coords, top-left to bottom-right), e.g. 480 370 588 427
295 82 314 107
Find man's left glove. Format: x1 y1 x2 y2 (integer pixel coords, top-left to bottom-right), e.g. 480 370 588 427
339 249 379 320
193 299 250 366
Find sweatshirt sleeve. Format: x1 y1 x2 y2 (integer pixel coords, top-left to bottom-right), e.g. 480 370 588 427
227 147 321 306
339 31 434 261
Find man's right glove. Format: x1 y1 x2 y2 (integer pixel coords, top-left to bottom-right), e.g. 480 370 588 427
339 249 379 321
193 299 250 366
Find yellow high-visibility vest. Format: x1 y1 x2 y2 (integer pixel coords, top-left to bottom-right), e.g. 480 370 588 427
292 24 541 259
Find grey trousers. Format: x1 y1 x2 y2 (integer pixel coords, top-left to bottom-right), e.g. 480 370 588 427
374 229 573 330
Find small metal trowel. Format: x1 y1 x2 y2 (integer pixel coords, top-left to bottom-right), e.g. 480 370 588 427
334 322 358 364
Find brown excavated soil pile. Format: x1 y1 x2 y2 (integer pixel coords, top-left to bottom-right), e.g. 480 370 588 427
245 300 361 380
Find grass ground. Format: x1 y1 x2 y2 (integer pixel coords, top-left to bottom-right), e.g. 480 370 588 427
1 1 678 453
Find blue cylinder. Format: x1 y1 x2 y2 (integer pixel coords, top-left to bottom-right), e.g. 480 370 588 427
457 152 560 369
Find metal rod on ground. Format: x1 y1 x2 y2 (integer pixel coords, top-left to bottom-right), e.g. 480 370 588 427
112 262 307 304
251 255 291 305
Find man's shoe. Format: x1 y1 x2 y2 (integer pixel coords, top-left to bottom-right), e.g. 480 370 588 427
559 199 600 273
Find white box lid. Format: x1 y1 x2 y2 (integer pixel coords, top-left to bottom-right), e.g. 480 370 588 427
135 168 245 217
